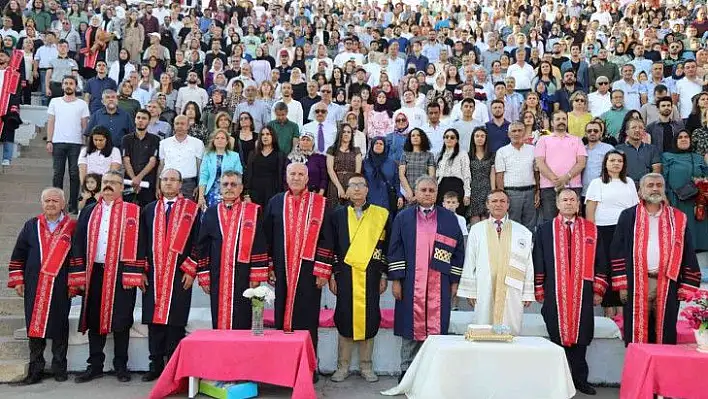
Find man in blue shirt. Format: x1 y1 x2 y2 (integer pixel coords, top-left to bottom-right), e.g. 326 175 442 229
85 89 135 149
485 100 511 153
83 60 117 114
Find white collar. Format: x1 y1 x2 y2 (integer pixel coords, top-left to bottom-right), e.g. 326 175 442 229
163 196 178 205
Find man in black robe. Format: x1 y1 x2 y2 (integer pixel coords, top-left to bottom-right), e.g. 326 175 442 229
7 188 77 384
328 174 389 383
137 169 200 382
533 189 608 396
611 173 702 345
71 170 141 383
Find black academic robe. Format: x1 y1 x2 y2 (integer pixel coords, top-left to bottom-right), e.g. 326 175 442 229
196 202 269 330
138 199 200 327
263 192 335 334
330 204 390 340
533 218 608 347
8 216 76 339
72 201 139 334
610 205 702 345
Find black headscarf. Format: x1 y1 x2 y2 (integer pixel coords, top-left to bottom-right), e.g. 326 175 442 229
364 136 389 180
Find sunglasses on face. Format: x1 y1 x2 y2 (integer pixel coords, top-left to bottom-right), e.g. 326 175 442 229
574 98 586 102
598 82 609 85
315 109 327 114
221 182 240 188
586 128 600 133
444 135 457 139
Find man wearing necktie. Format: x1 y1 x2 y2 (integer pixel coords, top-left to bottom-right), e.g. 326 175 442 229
134 169 201 382
302 103 337 153
458 189 535 336
533 189 608 396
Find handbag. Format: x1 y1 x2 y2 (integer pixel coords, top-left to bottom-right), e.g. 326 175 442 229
670 155 699 201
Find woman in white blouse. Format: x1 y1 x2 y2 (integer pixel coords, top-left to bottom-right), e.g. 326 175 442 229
78 126 122 187
585 150 639 318
435 128 472 215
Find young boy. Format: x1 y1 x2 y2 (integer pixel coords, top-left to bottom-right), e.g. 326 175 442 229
443 191 469 311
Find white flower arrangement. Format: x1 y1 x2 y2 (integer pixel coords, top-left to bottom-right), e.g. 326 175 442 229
243 285 275 305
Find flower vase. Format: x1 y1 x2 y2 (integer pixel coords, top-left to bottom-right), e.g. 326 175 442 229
695 329 708 353
251 301 264 336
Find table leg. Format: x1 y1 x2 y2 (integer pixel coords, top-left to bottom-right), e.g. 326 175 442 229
188 377 199 398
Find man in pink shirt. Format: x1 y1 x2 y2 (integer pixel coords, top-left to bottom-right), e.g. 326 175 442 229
534 111 588 221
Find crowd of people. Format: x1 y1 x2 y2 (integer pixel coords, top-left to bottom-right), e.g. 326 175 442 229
2 0 708 395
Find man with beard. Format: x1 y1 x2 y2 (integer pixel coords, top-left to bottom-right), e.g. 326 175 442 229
122 109 160 206
534 189 608 396
328 174 389 383
175 71 208 114
196 171 268 330
535 111 587 221
263 163 334 380
7 188 77 385
85 89 135 149
645 97 685 152
554 70 580 113
611 174 701 345
71 170 141 383
136 169 201 381
589 48 620 88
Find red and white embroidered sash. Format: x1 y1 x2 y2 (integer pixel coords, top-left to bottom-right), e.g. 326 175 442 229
631 203 686 343
82 199 139 334
0 50 21 140
151 197 198 325
28 214 75 338
282 191 326 332
552 216 597 346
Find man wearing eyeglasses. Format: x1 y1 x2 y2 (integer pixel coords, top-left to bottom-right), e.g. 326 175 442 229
303 102 337 153
136 169 201 382
587 76 612 117
581 121 614 203
307 83 346 123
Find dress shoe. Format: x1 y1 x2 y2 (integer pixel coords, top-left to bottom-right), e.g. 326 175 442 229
54 372 68 382
141 369 162 382
116 369 131 382
75 368 103 383
16 372 43 386
576 381 597 396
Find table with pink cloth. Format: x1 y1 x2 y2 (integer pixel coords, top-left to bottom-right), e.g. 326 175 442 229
620 343 708 399
148 329 317 399
262 308 395 328
613 316 696 344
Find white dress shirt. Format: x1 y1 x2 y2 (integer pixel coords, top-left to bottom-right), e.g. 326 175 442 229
647 209 661 273
94 201 113 263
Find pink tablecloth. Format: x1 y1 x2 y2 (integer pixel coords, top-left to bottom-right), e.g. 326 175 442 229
262 308 395 329
620 343 708 399
613 316 696 344
149 330 316 399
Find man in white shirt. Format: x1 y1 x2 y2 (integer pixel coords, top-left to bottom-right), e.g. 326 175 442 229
612 64 644 111
506 48 535 93
271 82 303 129
587 76 612 117
307 84 346 124
421 102 451 157
386 42 405 85
47 75 90 214
302 103 337 153
674 60 703 119
158 115 204 200
152 0 170 25
450 83 490 123
0 16 19 40
398 89 427 129
34 31 58 106
333 37 364 67
175 71 209 114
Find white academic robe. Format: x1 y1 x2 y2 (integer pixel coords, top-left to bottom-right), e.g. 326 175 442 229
457 218 535 335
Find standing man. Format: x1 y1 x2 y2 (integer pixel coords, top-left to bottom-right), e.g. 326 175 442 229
307 84 346 124
328 174 389 383
485 100 511 153
611 174 702 345
581 121 614 201
34 31 58 106
458 190 534 335
645 97 685 153
138 169 201 382
421 102 451 157
302 104 337 154
234 83 270 133
495 121 539 231
535 111 587 221
83 60 117 113
71 170 141 383
196 171 268 330
268 101 300 155
263 163 334 370
85 89 135 149
615 119 662 185
587 76 612 117
122 109 160 207
533 189 608 396
271 82 304 129
44 40 78 100
7 188 77 385
452 98 484 153
174 71 208 114
387 176 465 382
674 60 703 120
47 75 90 214
158 115 204 200
611 65 644 111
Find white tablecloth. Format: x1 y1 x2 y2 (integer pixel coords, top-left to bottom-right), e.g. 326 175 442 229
381 335 576 399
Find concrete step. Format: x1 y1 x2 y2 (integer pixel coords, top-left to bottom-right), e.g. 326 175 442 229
0 337 28 360
0 315 25 336
0 359 28 383
0 297 24 316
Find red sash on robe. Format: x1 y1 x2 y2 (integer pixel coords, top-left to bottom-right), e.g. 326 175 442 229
81 199 139 334
215 201 259 330
552 216 598 346
0 50 21 140
282 191 326 332
631 203 686 344
151 197 198 325
28 214 76 338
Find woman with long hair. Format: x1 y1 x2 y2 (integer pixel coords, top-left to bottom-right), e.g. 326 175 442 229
138 64 159 93
183 101 210 145
568 91 593 138
531 60 558 98
123 10 143 63
243 126 286 206
289 67 307 101
259 80 277 110
366 91 395 139
344 111 367 157
326 124 362 208
585 149 639 317
685 92 708 133
331 66 347 93
198 129 243 210
78 126 122 186
287 132 328 194
363 137 402 216
521 111 548 145
399 128 436 203
236 111 257 170
521 91 550 129
435 128 471 215
150 73 177 111
348 94 367 132
467 127 495 223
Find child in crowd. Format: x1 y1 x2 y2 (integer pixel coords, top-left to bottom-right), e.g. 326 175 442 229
443 191 469 311
78 173 101 211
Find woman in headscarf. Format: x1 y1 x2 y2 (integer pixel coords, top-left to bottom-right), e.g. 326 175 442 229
386 110 410 165
250 46 272 84
425 71 453 110
286 132 328 194
204 58 226 90
81 14 109 79
366 91 395 138
201 89 232 131
363 136 402 217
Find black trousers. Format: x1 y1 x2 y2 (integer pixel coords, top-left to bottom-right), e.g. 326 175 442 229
563 344 589 385
87 328 130 372
28 336 68 374
147 324 186 370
